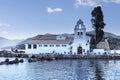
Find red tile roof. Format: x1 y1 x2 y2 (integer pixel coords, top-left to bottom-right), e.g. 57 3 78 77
26 34 73 44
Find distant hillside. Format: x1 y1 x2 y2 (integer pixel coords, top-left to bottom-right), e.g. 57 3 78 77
9 31 120 50
15 38 32 49
108 38 120 50
0 37 22 49
86 31 120 39
87 31 120 50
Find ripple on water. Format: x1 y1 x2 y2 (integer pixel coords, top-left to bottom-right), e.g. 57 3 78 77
0 58 120 80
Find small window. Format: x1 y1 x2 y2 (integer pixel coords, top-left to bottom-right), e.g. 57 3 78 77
44 45 48 47
87 40 89 43
28 44 31 49
81 32 83 35
39 45 42 47
33 44 37 49
62 45 67 47
50 45 54 47
83 49 85 52
56 45 60 47
77 32 80 35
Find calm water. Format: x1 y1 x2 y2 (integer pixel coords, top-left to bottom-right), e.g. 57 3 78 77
0 58 120 80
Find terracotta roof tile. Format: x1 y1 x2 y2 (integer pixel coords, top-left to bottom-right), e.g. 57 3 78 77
27 39 72 44
32 35 57 40
26 34 73 44
97 41 110 50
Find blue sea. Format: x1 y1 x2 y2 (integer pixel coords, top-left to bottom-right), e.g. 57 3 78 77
0 58 120 80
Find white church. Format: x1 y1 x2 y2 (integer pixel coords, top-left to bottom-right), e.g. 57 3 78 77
25 19 91 54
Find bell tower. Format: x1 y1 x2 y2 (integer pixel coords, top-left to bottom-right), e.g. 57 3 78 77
74 19 86 39
72 19 89 54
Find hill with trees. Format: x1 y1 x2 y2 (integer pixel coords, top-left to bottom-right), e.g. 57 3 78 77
87 31 120 50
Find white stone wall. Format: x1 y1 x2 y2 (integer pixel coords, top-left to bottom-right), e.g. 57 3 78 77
73 21 90 54
93 49 105 55
111 50 120 54
25 44 70 54
72 36 90 54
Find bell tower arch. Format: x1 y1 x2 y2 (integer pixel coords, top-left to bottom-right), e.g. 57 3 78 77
74 19 86 39
72 19 88 55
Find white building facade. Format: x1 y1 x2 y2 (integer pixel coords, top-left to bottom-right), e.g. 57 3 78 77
72 19 90 54
25 19 90 54
25 35 72 54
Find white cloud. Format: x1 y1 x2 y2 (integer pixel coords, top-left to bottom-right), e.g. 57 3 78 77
75 0 120 7
47 7 62 13
75 0 101 7
0 23 10 27
103 0 120 4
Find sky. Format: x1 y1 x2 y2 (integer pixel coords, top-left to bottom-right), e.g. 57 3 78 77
0 0 120 39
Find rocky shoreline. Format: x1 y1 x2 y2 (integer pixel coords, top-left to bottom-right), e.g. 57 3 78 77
0 53 120 65
0 52 120 59
0 58 24 65
1 50 120 64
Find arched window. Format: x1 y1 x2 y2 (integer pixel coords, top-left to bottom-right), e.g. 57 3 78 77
77 32 80 35
81 32 83 35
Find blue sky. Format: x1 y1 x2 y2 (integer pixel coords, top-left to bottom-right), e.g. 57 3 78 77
0 0 120 39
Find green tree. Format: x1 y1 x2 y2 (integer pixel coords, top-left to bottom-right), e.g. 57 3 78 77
90 36 96 49
91 6 106 47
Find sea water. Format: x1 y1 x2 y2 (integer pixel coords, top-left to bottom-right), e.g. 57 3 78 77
0 58 120 80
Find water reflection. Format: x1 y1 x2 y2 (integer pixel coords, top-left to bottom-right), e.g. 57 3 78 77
72 60 120 80
25 60 73 80
73 60 95 80
0 58 120 80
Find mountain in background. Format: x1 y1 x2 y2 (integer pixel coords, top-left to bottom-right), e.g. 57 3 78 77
86 31 120 39
0 37 22 49
0 31 120 50
15 38 32 49
86 31 120 50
